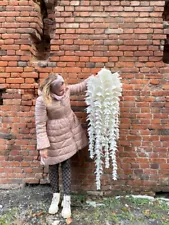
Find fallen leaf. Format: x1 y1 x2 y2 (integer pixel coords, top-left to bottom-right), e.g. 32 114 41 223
122 207 129 212
144 209 151 216
66 217 72 224
36 211 44 216
32 210 44 217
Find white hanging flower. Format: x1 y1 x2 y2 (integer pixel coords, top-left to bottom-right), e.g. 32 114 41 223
85 68 122 190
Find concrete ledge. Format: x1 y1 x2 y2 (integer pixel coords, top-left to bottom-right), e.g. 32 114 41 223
0 183 25 190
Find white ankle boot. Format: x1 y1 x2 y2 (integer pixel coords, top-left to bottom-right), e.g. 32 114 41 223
61 195 71 218
48 193 60 214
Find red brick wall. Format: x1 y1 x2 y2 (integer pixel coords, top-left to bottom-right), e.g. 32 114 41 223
0 0 169 195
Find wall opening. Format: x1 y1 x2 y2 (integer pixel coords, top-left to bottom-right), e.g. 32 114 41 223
163 0 169 63
155 191 169 199
0 88 6 105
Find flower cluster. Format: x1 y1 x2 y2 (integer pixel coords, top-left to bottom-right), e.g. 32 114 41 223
85 68 122 190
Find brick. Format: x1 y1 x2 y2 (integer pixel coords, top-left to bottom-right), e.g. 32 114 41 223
0 78 5 83
18 61 27 67
4 39 15 44
0 50 7 56
0 84 7 89
20 84 35 89
135 7 154 12
6 78 24 84
2 23 18 28
6 67 23 72
120 12 139 17
150 2 165 6
60 56 79 61
0 73 10 78
124 7 134 11
0 61 8 66
90 57 108 62
6 50 16 56
1 56 19 61
2 34 20 39
21 72 38 78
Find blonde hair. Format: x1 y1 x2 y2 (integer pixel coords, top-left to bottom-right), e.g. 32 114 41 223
40 73 59 104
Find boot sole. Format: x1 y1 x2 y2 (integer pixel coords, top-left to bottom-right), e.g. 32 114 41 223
61 212 71 218
48 210 59 215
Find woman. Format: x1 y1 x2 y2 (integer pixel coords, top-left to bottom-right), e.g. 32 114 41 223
35 73 89 218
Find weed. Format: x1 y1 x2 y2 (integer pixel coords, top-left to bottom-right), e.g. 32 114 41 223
153 200 169 211
72 192 87 204
0 208 18 225
149 212 158 219
162 221 169 225
126 196 150 207
117 211 134 221
103 197 121 210
112 214 119 223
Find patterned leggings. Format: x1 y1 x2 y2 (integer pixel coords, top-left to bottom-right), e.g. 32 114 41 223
48 159 71 195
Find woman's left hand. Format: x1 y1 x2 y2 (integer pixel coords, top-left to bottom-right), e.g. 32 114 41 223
40 149 48 158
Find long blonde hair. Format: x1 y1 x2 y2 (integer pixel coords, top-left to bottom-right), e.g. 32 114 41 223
39 73 59 104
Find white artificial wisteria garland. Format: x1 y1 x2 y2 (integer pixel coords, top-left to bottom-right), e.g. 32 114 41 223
85 68 122 190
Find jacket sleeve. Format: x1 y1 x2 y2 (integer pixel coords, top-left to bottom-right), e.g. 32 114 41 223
68 77 90 95
35 97 50 150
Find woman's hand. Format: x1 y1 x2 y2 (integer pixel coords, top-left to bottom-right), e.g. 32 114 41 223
40 149 48 158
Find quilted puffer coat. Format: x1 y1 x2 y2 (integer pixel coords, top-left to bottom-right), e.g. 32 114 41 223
35 80 88 165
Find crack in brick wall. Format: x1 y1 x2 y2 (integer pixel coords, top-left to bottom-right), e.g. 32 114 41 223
30 0 57 60
163 0 169 63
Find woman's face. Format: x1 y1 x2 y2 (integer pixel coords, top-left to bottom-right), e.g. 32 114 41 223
55 83 65 96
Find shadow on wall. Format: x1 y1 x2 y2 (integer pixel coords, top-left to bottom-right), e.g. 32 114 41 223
71 146 95 190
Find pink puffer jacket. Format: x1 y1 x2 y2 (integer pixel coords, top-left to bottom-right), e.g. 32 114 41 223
35 80 88 165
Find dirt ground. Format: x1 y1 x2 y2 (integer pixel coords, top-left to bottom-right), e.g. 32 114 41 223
0 184 169 225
